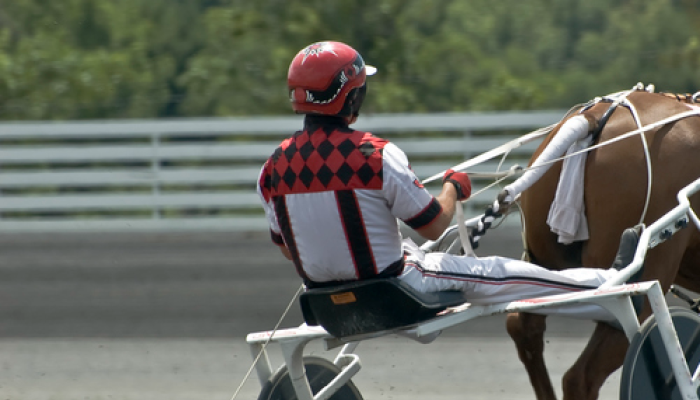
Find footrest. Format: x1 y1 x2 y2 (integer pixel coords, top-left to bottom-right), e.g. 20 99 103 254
299 277 466 338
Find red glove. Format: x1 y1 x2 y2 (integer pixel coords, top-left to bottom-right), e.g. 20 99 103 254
443 169 472 201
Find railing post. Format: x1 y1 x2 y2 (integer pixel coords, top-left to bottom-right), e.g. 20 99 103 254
151 132 162 220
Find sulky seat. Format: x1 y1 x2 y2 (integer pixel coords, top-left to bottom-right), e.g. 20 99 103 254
299 277 466 338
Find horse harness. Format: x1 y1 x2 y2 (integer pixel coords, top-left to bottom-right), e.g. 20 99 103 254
518 83 700 262
571 84 700 228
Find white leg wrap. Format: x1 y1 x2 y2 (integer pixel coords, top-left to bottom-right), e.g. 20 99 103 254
503 115 590 198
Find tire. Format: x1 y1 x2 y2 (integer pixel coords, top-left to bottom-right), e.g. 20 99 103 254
257 356 363 400
620 306 700 400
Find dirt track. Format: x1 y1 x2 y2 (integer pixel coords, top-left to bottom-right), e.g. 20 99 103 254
0 229 629 399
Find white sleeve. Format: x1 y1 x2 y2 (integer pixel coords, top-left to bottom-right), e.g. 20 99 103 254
382 143 443 229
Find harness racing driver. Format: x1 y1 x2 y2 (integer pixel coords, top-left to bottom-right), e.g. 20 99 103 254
257 41 634 324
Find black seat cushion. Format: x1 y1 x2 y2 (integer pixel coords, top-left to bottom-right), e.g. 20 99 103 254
299 277 466 338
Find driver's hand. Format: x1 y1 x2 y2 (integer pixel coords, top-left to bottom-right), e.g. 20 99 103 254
443 169 472 201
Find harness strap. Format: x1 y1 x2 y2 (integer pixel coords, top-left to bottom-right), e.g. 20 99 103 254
582 86 653 225
468 202 503 250
590 99 620 143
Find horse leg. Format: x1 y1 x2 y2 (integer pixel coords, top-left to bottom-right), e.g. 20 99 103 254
561 323 627 400
560 237 688 400
506 312 557 400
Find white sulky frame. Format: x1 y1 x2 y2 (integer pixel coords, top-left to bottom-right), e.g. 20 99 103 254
246 177 700 400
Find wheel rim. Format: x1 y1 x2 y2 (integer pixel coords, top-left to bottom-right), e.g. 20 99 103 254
258 356 363 400
620 306 700 400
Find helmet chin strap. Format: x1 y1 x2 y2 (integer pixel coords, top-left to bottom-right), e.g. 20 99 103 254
333 83 367 124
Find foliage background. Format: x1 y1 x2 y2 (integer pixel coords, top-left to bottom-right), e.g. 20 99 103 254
1 0 699 120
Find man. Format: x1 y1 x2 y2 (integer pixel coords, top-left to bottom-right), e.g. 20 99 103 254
257 41 626 321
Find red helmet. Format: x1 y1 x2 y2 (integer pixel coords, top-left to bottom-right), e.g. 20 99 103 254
288 41 376 116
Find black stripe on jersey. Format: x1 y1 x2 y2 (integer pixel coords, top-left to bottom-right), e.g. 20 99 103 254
335 190 378 279
270 229 284 246
273 197 310 282
404 197 442 229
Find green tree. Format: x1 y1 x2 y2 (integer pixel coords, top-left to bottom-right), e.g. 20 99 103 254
0 0 699 120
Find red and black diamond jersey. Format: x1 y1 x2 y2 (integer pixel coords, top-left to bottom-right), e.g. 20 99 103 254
257 116 442 285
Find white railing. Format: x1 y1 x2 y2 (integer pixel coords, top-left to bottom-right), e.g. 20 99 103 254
0 111 565 232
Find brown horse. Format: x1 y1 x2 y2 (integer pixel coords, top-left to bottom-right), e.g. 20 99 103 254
505 89 700 400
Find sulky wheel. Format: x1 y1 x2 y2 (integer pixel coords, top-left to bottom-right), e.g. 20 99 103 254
257 356 363 400
620 306 700 400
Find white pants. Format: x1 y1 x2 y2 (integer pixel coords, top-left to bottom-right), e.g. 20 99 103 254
398 239 619 322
